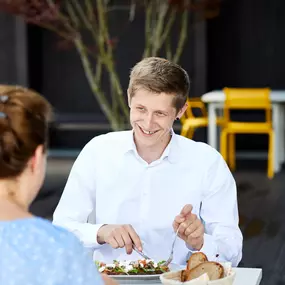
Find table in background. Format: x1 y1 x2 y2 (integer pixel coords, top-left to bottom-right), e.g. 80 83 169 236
201 90 285 173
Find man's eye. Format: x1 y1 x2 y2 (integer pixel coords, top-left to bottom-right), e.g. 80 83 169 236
137 107 145 111
156 112 165 116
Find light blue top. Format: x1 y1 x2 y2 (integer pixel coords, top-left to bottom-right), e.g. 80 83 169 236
0 217 104 285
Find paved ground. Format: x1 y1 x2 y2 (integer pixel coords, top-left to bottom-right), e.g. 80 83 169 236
32 157 285 285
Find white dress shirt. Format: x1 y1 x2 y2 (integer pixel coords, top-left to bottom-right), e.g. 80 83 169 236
53 130 243 266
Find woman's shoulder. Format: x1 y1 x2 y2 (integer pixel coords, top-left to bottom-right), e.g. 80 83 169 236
0 217 104 284
0 217 85 255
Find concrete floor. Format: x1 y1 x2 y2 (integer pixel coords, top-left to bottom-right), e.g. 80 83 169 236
32 157 285 285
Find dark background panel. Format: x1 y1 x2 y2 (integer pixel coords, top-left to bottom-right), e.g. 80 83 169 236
207 0 285 151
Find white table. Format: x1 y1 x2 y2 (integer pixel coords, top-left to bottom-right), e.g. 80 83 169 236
118 268 262 285
201 90 285 173
233 268 262 285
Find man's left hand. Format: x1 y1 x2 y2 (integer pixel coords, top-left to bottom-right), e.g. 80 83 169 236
173 204 204 250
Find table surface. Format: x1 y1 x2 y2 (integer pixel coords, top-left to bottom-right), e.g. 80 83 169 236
117 267 262 285
233 268 262 285
202 90 285 103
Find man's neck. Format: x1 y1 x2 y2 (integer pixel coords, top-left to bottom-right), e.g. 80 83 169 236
135 134 172 164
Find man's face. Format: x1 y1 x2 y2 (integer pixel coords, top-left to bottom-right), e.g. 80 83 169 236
129 89 186 148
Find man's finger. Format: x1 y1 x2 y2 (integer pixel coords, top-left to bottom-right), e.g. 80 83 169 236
174 214 186 224
178 220 192 236
184 219 199 236
125 224 143 251
189 225 204 239
113 231 125 248
172 220 179 232
107 236 119 249
121 230 133 254
180 204 193 217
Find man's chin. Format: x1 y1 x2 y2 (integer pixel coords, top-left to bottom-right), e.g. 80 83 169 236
134 131 157 145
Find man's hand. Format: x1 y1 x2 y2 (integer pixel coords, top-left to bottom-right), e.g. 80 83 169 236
97 224 142 254
173 204 204 250
101 274 119 285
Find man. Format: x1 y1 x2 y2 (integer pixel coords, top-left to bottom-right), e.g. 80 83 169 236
53 57 243 266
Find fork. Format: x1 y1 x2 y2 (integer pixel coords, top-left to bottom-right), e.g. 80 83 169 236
132 244 152 260
161 227 180 267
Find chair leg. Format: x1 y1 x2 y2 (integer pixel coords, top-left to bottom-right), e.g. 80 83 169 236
220 130 228 163
181 124 189 137
187 128 195 139
181 124 195 139
229 134 236 171
268 131 274 179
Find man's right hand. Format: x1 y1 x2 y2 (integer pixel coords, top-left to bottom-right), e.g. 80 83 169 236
97 224 142 254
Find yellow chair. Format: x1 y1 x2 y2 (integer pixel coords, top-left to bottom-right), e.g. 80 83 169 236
220 88 274 179
180 98 223 139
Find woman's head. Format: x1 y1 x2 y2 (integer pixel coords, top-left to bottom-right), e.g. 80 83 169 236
0 85 52 207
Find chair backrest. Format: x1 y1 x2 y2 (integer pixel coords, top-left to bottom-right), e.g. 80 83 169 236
222 87 272 123
180 97 207 123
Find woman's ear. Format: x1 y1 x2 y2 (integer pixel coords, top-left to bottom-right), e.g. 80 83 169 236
29 145 44 173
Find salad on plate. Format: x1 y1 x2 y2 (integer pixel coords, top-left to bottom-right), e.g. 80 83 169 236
95 259 170 275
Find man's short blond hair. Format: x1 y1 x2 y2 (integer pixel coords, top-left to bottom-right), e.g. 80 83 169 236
128 57 190 111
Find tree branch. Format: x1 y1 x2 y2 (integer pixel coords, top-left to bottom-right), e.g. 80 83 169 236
143 2 152 58
172 1 190 64
151 1 169 56
74 37 121 130
165 35 172 60
160 8 176 47
97 0 129 120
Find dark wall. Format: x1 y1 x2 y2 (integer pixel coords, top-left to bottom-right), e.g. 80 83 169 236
0 13 20 84
207 0 285 151
0 13 28 87
207 0 285 89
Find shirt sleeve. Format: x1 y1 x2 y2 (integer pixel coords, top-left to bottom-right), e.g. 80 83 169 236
189 149 243 266
52 139 105 249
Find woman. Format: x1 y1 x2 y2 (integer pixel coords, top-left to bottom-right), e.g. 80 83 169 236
0 85 117 285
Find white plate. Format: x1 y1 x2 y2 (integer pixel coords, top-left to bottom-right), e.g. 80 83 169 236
109 263 183 283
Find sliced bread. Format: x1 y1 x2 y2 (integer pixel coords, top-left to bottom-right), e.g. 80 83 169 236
186 252 208 270
184 261 224 281
181 270 191 282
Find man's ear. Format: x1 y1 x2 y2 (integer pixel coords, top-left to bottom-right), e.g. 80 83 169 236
176 102 188 120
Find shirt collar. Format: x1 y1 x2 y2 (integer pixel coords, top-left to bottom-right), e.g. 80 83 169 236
162 129 179 163
124 129 180 164
123 130 137 153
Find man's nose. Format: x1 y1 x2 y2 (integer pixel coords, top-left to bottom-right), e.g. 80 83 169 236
144 113 154 129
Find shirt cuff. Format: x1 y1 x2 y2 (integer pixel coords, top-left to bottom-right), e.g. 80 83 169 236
73 223 106 249
186 233 218 262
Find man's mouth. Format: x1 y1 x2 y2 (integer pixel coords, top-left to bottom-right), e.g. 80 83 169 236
138 126 158 136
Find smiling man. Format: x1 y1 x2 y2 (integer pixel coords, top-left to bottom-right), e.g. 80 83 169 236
53 57 243 267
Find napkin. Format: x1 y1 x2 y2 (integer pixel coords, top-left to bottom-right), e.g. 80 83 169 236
160 262 235 285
